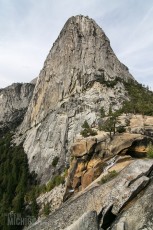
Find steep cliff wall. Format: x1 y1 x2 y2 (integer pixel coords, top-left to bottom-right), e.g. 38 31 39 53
0 83 35 135
18 15 134 182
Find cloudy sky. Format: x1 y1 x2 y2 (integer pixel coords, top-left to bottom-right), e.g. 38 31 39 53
0 0 153 89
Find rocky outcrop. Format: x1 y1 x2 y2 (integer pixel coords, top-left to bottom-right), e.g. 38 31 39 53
0 83 35 135
109 132 153 157
71 137 97 157
63 134 108 200
27 159 153 230
65 211 99 230
36 184 65 215
111 179 153 230
130 114 153 136
64 131 153 200
17 15 135 182
30 77 37 85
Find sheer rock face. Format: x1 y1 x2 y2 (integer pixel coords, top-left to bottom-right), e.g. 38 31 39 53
0 83 35 133
19 15 134 182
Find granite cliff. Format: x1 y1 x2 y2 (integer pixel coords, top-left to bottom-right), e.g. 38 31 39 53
17 15 134 182
0 83 35 136
23 15 153 229
1 15 153 230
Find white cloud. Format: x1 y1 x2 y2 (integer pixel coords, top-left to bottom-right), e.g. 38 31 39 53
0 0 153 90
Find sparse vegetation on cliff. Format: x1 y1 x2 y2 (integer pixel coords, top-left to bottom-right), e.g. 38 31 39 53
43 202 50 216
26 174 65 203
147 142 153 158
96 76 122 88
122 80 153 116
46 175 65 192
80 120 97 137
100 170 118 184
116 126 126 133
100 107 105 118
98 108 123 138
52 156 59 167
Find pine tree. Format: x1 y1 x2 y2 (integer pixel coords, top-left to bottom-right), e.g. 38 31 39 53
30 191 39 219
12 192 24 213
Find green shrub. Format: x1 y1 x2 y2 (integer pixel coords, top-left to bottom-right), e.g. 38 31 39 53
52 156 59 167
100 170 118 184
63 168 68 178
80 128 89 137
53 175 65 186
26 174 65 200
100 107 105 118
125 119 130 126
147 143 153 158
96 76 121 88
81 128 97 137
89 128 98 136
116 126 126 133
81 121 97 137
43 202 50 216
46 175 65 192
46 181 54 192
82 120 90 129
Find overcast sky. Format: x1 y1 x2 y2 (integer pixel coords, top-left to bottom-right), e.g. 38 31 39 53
0 0 153 90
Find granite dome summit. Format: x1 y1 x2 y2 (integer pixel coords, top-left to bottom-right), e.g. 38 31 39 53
22 15 134 126
16 15 135 182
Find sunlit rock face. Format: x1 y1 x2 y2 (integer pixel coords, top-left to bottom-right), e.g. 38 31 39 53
18 15 134 182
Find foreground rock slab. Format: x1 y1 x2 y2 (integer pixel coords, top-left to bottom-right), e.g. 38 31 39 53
111 179 153 230
27 159 153 230
65 211 99 230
